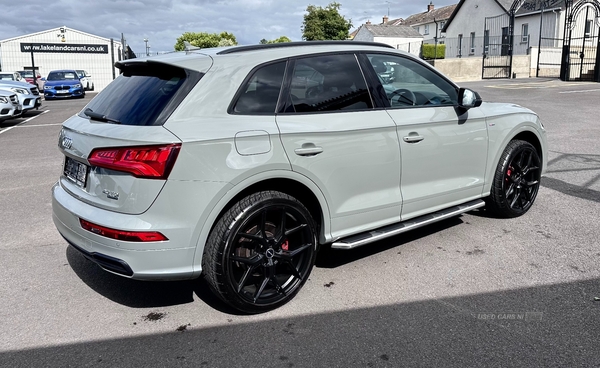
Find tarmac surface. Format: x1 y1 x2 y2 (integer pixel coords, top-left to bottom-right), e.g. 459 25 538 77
1 79 599 367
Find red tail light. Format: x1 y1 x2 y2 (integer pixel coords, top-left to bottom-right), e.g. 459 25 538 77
80 219 168 242
88 144 181 179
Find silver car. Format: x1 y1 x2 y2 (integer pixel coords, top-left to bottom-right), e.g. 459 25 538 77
0 80 42 112
0 90 22 122
52 41 547 313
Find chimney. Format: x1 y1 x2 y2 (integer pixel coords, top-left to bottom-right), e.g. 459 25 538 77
366 20 371 25
428 2 434 12
383 15 389 24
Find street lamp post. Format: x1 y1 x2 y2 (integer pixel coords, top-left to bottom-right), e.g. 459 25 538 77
144 38 150 56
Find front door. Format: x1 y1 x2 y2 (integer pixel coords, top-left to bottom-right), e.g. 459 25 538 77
365 54 488 221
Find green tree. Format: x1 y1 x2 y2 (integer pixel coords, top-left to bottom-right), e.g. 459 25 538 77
260 36 292 44
174 31 237 51
301 2 352 41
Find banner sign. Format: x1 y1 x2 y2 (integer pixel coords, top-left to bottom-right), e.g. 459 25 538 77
20 43 109 54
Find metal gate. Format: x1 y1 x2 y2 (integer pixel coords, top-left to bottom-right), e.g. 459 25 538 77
561 0 600 81
483 13 512 79
537 4 565 78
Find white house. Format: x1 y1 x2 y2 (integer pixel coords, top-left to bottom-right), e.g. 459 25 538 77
0 26 125 91
401 2 458 44
441 0 599 80
352 24 424 56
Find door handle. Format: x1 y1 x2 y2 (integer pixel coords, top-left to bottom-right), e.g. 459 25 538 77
294 144 323 156
403 135 424 143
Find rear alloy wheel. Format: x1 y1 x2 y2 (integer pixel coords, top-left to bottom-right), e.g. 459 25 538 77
203 191 317 313
488 140 541 218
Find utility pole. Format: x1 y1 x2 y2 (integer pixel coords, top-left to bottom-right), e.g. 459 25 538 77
144 38 150 56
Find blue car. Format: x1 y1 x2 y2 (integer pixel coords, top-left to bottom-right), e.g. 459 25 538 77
44 70 85 99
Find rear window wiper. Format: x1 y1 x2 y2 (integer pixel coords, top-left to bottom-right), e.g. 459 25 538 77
84 108 121 124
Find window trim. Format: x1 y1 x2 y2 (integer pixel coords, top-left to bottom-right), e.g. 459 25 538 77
360 51 460 110
227 58 289 116
277 52 376 115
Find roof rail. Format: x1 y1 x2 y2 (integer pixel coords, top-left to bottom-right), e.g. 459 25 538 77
216 41 395 55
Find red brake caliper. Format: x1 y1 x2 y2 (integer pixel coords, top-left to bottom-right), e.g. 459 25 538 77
281 240 289 251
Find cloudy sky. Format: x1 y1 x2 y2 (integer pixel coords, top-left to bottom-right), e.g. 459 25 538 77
0 0 457 54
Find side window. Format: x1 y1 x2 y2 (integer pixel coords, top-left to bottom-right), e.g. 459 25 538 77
367 54 458 108
232 61 286 114
284 54 373 113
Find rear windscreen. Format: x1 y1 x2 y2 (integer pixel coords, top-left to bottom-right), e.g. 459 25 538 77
80 63 202 126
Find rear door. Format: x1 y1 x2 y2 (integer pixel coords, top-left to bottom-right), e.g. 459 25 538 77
276 53 402 239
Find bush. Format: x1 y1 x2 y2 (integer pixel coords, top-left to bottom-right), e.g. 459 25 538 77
421 44 445 59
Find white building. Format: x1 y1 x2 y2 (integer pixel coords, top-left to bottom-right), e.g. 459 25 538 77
0 26 124 91
352 24 424 56
402 2 458 44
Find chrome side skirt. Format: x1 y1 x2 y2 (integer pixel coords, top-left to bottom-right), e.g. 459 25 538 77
331 199 486 250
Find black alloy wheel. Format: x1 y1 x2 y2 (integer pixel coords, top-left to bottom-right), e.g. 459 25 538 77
489 140 541 218
203 191 317 313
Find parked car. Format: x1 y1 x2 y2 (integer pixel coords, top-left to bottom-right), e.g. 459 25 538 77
43 70 85 99
0 90 22 122
76 70 94 91
0 80 42 112
0 71 24 82
18 70 44 90
52 41 547 314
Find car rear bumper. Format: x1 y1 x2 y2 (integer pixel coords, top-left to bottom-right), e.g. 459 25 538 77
52 181 200 280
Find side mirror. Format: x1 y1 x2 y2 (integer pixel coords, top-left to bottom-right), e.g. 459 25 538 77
458 88 482 109
41 77 46 81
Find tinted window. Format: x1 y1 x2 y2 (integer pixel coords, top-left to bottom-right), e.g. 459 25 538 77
284 54 373 113
232 61 286 114
367 54 458 108
79 64 200 126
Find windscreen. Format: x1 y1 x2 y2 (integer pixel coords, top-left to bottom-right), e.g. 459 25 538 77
80 63 202 126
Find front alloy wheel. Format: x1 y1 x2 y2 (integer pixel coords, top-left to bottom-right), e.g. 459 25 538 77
203 191 317 313
489 140 541 217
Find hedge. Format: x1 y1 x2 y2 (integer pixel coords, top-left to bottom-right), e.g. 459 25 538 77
422 44 445 59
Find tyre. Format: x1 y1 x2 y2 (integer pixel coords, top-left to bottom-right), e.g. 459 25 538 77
488 140 541 218
90 83 94 91
202 191 318 313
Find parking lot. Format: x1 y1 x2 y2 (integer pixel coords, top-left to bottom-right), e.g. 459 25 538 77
1 79 599 367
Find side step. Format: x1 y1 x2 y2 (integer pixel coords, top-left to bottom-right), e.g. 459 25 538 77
331 199 486 250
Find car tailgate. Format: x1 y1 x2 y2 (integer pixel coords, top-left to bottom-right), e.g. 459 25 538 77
58 115 182 215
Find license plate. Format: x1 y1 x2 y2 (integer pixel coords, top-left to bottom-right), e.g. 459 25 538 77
57 90 69 94
64 157 88 188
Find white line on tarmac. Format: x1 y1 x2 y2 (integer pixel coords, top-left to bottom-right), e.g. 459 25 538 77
0 110 50 135
559 89 600 94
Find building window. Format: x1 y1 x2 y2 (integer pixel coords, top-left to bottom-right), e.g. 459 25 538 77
458 34 463 58
585 20 594 37
470 32 476 54
484 29 490 53
424 24 430 35
521 23 529 43
415 26 420 33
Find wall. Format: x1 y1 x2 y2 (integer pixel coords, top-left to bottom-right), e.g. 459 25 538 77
373 36 422 56
0 27 122 91
432 54 532 82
